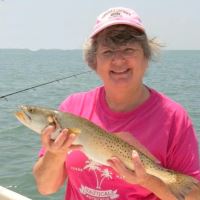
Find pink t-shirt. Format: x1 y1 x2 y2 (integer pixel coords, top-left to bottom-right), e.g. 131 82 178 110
41 86 200 200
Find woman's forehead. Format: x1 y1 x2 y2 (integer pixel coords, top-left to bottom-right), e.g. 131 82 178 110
98 42 141 50
98 25 140 37
97 26 141 48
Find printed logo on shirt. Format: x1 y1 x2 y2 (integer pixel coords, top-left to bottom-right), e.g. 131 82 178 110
80 185 119 199
71 159 120 199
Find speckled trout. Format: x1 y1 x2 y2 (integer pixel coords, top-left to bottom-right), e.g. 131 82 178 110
15 105 199 199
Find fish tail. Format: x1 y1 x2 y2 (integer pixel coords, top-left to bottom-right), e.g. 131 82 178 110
166 173 199 200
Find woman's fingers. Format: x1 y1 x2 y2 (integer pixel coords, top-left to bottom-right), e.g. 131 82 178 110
41 125 55 148
107 156 131 181
40 126 82 154
107 150 148 184
62 132 83 151
132 150 146 177
53 128 68 147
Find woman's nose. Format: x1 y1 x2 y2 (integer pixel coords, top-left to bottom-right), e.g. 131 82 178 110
111 50 126 63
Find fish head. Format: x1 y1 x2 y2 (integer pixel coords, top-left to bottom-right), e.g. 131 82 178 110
15 105 57 134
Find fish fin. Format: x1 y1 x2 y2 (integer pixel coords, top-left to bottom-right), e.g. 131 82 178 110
114 132 160 164
69 128 81 134
167 173 200 200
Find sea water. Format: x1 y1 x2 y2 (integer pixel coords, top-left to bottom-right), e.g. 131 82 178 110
0 49 200 199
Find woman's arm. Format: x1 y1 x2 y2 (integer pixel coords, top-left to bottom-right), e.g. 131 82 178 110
186 183 200 200
33 126 81 195
108 150 199 200
33 151 67 195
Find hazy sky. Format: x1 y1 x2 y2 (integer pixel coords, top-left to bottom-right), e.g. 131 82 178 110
0 0 199 50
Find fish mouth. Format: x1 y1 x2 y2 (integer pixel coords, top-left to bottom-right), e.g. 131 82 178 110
15 106 32 123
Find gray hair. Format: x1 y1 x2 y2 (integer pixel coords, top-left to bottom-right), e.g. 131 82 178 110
83 25 161 70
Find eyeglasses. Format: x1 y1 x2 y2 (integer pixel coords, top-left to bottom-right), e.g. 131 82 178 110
97 47 141 60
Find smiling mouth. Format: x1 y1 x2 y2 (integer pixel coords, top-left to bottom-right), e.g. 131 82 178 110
110 68 131 75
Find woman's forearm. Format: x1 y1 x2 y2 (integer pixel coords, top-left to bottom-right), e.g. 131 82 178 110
142 175 200 200
33 127 80 195
141 175 177 200
185 183 200 200
33 151 67 195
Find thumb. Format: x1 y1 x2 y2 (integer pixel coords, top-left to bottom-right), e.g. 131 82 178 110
132 150 146 176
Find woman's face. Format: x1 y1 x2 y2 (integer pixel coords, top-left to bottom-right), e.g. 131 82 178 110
96 41 148 91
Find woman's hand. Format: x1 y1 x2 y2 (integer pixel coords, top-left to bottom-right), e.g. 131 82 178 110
41 125 82 156
107 150 177 200
107 150 150 185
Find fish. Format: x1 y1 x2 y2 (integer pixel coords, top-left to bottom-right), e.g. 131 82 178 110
15 105 199 200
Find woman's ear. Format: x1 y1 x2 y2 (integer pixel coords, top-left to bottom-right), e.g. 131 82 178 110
92 57 97 71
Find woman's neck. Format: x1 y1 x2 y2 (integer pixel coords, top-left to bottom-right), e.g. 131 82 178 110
104 85 150 112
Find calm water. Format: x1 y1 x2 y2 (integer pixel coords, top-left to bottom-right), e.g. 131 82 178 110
0 49 200 199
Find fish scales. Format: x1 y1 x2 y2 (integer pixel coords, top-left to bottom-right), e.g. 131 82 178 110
59 111 154 170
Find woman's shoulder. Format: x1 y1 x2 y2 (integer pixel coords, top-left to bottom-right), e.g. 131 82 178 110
152 88 184 108
66 86 102 102
150 88 189 117
59 86 103 112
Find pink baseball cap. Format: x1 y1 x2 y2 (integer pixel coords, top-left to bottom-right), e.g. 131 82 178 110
90 7 145 38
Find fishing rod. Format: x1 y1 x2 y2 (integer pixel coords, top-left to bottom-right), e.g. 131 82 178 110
0 70 92 100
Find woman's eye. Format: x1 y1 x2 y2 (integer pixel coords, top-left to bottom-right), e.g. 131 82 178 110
124 48 135 54
102 50 113 56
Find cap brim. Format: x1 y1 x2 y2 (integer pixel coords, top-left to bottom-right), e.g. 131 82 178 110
90 20 145 38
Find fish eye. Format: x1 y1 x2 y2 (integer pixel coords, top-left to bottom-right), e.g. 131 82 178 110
28 108 34 113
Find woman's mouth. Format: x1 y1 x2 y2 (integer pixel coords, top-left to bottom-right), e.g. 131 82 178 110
110 68 131 75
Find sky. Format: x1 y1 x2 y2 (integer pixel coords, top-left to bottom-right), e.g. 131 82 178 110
0 0 199 50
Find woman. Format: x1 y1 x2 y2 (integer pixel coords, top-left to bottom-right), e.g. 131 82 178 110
33 7 200 199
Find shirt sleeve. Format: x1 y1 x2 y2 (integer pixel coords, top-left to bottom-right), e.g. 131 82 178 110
38 147 46 157
59 95 73 112
167 108 200 181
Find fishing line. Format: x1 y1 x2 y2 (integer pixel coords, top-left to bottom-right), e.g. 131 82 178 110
0 70 92 100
